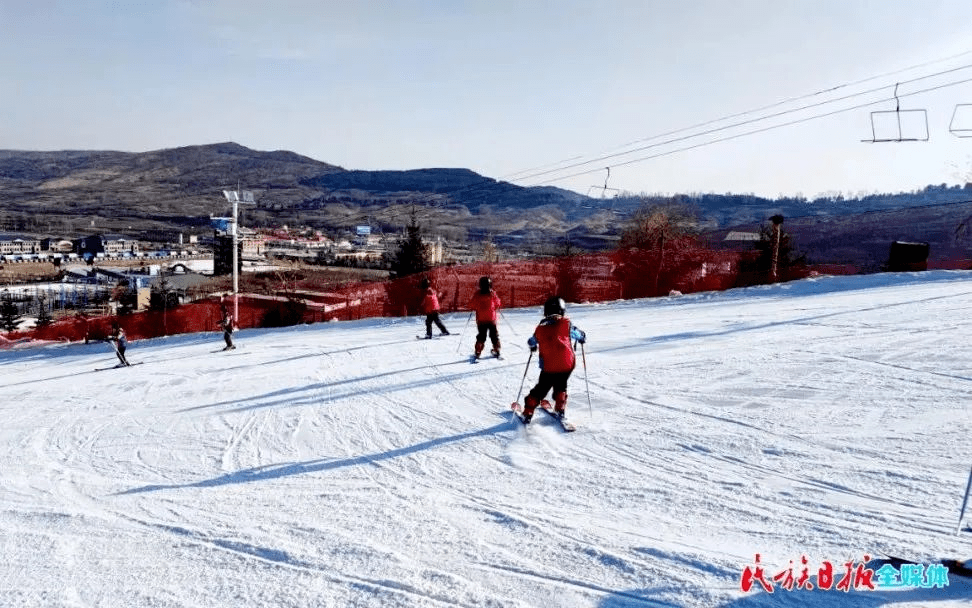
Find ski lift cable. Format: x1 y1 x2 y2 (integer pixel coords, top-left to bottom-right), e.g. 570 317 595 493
311 66 960 218
204 60 972 219
606 49 972 152
516 62 972 185
498 49 972 183
531 74 972 187
502 155 588 181
175 60 972 227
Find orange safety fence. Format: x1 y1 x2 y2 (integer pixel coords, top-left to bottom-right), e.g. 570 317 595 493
4 245 827 346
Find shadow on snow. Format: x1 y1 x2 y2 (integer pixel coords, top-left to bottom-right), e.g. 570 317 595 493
116 422 509 495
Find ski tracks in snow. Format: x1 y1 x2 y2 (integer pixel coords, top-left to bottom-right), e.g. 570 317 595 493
6 280 972 607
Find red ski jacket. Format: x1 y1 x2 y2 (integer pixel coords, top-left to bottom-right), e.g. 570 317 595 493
467 290 501 323
420 287 441 314
529 315 582 373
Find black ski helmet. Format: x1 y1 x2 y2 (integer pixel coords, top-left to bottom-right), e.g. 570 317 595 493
419 277 430 290
478 276 491 293
543 296 566 317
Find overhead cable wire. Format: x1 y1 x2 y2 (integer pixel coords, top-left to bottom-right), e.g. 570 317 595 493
366 70 972 214
517 62 972 185
501 48 972 183
252 53 972 224
531 74 972 187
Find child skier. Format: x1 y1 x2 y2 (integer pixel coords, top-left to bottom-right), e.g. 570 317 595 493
107 323 131 367
221 311 236 350
419 277 450 339
520 296 586 423
468 276 501 359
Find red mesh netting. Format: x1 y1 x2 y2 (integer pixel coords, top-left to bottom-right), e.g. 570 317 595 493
7 246 823 345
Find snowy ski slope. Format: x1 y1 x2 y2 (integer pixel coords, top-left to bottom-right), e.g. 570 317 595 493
2 271 971 607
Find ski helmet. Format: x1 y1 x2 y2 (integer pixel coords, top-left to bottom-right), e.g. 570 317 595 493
543 296 566 317
419 277 430 290
478 276 491 293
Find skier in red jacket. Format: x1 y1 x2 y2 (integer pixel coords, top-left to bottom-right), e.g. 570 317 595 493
521 296 586 423
419 277 450 339
468 276 501 359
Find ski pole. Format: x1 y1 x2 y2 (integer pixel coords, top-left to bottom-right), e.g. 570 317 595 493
455 312 474 353
958 463 972 534
512 351 533 406
581 342 593 417
106 337 126 366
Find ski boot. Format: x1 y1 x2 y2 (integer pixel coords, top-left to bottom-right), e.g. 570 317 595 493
521 395 540 423
553 391 568 418
474 341 484 360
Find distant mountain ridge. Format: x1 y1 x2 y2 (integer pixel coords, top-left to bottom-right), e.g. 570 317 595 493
0 142 339 181
301 168 596 214
0 143 626 249
0 142 970 264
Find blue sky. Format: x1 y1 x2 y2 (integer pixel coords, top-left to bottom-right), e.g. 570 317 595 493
3 0 972 198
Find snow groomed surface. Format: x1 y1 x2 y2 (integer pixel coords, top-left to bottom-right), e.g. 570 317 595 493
1 271 971 607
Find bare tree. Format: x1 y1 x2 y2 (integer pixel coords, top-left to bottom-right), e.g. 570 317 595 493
481 235 499 263
619 200 700 249
619 200 701 294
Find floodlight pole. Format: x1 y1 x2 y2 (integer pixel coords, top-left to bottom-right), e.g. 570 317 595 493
232 196 239 321
223 185 254 323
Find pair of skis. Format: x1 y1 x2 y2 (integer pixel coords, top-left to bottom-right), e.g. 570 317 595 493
508 350 580 433
511 399 576 432
98 338 136 371
94 362 143 372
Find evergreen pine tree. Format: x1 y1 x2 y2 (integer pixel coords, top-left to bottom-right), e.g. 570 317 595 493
389 209 431 279
34 294 53 328
0 296 23 332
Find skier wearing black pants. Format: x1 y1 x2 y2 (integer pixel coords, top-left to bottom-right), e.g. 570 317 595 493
419 277 449 338
107 324 131 367
521 297 585 423
221 311 236 350
468 276 501 359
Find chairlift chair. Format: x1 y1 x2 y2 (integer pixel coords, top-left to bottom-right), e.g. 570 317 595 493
949 104 972 138
861 83 929 143
584 167 623 213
